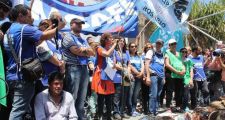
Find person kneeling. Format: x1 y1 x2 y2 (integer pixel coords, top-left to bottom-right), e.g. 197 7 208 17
34 72 78 120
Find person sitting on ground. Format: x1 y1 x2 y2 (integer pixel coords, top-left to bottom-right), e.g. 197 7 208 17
34 71 77 120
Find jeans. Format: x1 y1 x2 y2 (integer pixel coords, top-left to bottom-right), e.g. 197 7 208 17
8 80 35 120
130 77 142 113
165 77 174 107
149 76 164 114
113 83 131 115
183 85 190 110
190 80 209 108
65 65 89 120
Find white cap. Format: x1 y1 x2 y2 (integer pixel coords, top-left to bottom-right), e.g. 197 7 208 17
168 39 177 44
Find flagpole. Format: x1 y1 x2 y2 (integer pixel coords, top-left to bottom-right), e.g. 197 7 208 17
187 22 220 42
189 9 225 22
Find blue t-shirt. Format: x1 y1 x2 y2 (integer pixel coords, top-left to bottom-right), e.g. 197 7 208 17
37 39 62 86
4 23 43 81
61 32 89 65
190 55 206 80
113 50 130 83
150 52 165 78
130 55 143 71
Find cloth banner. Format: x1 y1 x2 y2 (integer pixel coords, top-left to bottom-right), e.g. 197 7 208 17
150 28 184 52
136 0 193 32
0 46 6 106
24 0 138 37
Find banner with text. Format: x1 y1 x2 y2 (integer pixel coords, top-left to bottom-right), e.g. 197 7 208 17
136 0 193 32
26 0 139 37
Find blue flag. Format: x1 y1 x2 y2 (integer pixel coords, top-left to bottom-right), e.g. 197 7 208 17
150 28 184 52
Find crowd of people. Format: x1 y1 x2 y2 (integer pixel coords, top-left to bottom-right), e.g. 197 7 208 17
1 1 225 120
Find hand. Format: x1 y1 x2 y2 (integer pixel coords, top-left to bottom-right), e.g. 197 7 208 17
0 30 3 41
189 80 194 88
58 20 66 30
177 68 186 76
136 72 143 78
113 38 118 46
59 61 65 73
145 77 151 86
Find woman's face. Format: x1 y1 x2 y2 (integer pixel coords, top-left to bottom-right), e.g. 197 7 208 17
181 49 188 58
129 43 137 53
118 38 125 48
105 35 113 47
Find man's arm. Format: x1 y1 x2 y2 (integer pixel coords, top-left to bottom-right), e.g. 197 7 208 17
34 94 46 120
69 45 95 57
38 21 66 45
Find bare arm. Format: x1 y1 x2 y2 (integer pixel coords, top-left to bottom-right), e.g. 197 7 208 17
37 21 66 45
70 46 95 57
101 42 117 57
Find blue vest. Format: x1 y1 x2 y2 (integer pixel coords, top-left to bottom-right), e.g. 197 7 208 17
191 55 206 80
150 52 165 78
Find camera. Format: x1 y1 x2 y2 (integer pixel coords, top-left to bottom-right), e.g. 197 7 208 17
213 49 225 58
51 18 63 28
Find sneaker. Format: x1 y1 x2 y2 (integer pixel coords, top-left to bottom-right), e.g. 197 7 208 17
113 113 121 120
132 111 141 117
185 107 190 112
121 113 130 119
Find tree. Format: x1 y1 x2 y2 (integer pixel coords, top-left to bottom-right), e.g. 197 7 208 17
188 0 225 49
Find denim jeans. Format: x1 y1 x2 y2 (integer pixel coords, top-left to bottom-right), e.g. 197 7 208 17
8 80 35 120
65 65 89 120
149 76 164 114
190 80 209 108
113 83 131 115
130 77 142 113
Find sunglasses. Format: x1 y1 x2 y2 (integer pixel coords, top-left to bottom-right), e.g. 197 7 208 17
130 46 137 48
170 43 177 46
181 51 188 54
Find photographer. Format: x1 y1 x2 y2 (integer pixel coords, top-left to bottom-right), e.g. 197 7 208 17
207 49 225 100
36 11 65 93
4 4 65 119
219 53 225 96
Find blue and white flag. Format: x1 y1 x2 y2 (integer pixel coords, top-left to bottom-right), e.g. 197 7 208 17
24 0 138 37
150 28 184 52
136 0 193 32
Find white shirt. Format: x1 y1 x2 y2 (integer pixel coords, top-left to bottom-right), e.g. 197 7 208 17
34 89 77 120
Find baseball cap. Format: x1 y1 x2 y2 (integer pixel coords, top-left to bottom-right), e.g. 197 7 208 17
156 39 164 44
0 0 12 9
168 39 177 44
70 18 85 25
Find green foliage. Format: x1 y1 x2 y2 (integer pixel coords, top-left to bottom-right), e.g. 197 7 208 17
188 0 225 48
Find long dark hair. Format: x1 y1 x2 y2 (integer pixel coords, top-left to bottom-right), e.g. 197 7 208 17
116 36 127 53
128 42 138 56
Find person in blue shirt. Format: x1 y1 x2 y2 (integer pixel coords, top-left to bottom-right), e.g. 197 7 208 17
145 39 165 116
190 46 209 109
61 18 95 120
129 42 144 117
3 5 65 119
113 36 132 119
36 12 65 93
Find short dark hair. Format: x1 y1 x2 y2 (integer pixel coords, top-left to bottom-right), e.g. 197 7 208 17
8 4 30 22
192 46 200 52
48 71 64 84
